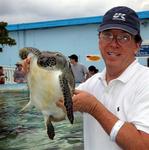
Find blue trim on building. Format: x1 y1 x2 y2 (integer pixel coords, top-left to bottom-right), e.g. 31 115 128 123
7 11 149 31
7 16 102 31
138 11 149 19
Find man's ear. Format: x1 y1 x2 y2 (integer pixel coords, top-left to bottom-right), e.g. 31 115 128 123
134 42 141 55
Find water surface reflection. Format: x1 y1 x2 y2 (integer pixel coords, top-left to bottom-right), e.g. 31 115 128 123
0 91 83 150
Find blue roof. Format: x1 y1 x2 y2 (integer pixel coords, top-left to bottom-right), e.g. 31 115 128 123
7 11 149 31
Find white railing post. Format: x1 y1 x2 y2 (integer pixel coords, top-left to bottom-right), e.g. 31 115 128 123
3 65 16 84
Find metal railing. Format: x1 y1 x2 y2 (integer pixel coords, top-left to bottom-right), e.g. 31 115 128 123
3 66 16 84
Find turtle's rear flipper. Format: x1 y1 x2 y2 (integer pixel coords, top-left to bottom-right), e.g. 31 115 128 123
19 101 32 113
46 116 55 140
59 75 74 124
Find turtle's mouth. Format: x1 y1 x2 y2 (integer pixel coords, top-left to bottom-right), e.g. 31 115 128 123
37 56 56 67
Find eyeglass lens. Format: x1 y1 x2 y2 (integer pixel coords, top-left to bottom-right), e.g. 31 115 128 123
100 31 132 44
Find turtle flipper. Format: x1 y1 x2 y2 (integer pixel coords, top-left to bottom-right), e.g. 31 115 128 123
46 116 55 140
59 75 74 124
19 101 32 113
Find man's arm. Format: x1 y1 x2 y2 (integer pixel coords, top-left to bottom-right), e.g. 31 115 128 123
82 65 90 81
22 57 31 74
73 90 149 150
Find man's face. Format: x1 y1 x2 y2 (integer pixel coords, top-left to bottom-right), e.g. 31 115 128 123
69 58 76 64
0 68 3 73
99 29 140 69
17 65 23 70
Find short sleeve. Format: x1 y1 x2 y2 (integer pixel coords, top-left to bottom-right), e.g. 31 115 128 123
127 85 149 134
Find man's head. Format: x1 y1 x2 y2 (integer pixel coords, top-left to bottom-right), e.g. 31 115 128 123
69 54 78 64
0 66 4 73
98 6 142 72
88 65 99 76
15 62 23 70
98 6 142 43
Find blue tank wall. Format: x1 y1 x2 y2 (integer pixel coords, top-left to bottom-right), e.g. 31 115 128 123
0 11 149 71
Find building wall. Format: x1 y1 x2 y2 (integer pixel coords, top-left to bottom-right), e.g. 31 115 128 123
0 15 149 71
0 24 105 71
139 23 149 65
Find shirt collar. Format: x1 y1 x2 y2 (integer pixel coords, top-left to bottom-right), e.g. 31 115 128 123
98 60 139 84
116 60 139 83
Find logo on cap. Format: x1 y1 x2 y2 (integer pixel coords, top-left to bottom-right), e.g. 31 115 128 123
112 13 126 21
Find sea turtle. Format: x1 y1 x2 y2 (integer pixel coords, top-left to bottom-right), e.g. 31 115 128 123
19 47 75 140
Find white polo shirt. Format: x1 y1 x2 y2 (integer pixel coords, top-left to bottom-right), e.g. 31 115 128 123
77 60 149 150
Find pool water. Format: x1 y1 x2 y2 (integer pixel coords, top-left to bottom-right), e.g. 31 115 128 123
0 91 84 150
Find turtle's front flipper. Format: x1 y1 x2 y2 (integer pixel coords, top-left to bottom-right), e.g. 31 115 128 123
59 75 74 124
46 116 55 140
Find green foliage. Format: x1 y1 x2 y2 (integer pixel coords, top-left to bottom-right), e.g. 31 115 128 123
0 22 16 46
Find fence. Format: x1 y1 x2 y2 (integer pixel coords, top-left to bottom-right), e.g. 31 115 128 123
3 66 16 84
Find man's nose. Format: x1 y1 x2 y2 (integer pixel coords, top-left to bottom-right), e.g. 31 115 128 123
110 37 120 47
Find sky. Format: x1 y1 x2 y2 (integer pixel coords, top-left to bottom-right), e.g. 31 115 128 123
0 0 149 25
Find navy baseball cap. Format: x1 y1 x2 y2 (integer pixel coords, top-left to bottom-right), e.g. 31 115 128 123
69 54 78 60
99 6 141 36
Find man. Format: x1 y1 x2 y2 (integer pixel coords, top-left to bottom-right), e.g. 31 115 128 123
0 66 6 84
13 62 27 83
88 65 99 77
68 54 89 83
72 6 149 150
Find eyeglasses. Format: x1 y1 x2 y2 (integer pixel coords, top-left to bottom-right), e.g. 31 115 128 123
99 31 133 45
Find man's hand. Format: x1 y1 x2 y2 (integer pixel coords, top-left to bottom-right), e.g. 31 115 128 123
72 90 99 114
56 90 99 115
22 57 31 74
56 99 66 113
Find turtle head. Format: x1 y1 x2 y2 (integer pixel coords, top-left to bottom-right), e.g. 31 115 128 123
19 48 30 60
19 47 41 60
37 51 67 70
